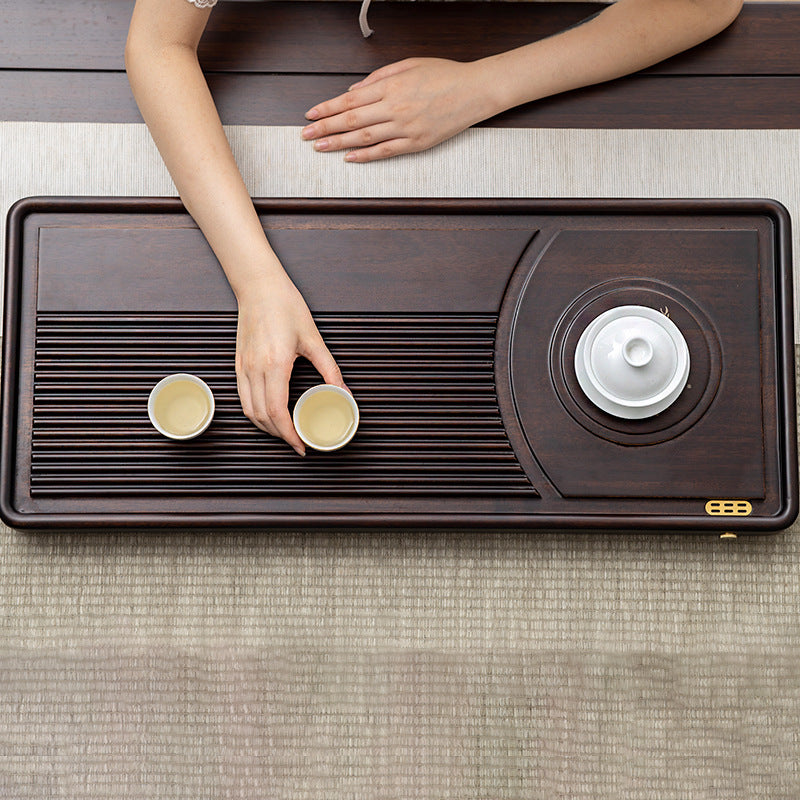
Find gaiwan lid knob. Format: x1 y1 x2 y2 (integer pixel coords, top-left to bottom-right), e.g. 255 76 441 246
574 305 690 419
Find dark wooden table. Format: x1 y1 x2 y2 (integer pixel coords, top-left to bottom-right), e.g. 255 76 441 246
1 197 796 530
2 1 800 128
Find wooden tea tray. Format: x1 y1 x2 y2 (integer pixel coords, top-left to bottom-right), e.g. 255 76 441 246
1 197 796 530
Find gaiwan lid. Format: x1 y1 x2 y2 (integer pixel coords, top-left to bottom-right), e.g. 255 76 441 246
574 305 690 419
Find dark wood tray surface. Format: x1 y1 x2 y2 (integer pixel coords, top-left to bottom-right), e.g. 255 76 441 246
2 197 796 530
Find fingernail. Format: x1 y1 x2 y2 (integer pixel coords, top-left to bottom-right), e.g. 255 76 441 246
294 446 306 457
344 152 357 162
301 126 316 140
348 82 361 91
314 139 330 152
305 108 319 120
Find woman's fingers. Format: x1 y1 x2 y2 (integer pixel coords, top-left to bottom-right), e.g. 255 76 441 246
236 346 306 455
237 366 272 436
302 336 347 392
235 370 263 431
343 139 414 163
303 82 383 126
305 59 418 121
263 362 307 456
310 122 406 154
236 337 349 456
303 109 395 149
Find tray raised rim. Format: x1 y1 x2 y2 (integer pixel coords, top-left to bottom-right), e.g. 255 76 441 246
2 196 796 531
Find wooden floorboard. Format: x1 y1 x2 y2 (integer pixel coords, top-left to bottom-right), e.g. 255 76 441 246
1 2 798 126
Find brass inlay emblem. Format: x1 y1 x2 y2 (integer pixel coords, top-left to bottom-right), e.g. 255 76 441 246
705 500 752 516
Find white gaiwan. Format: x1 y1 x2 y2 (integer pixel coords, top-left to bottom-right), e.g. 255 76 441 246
574 305 690 419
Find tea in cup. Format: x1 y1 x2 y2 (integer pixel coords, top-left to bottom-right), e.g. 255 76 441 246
293 384 359 452
148 373 215 440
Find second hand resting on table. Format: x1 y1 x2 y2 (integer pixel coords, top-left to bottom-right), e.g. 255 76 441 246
301 0 743 163
127 0 742 454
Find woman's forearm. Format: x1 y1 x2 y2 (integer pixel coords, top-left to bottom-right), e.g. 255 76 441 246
125 29 284 300
477 0 743 115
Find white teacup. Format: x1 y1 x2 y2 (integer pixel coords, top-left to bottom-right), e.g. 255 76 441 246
148 373 215 440
293 384 359 452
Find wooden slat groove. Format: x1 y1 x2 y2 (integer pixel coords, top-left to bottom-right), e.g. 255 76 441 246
30 312 536 499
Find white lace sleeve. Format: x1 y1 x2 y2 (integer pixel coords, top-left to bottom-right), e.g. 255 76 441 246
186 0 217 8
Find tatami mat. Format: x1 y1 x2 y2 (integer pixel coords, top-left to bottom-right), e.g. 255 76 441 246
1 523 799 798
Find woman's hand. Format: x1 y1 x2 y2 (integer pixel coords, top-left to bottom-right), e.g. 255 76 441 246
235 272 346 456
302 58 498 163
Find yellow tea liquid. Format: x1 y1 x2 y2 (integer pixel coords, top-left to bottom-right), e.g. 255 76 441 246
296 390 355 448
152 379 211 437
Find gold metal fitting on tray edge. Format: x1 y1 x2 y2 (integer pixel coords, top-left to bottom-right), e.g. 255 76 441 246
705 500 752 517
